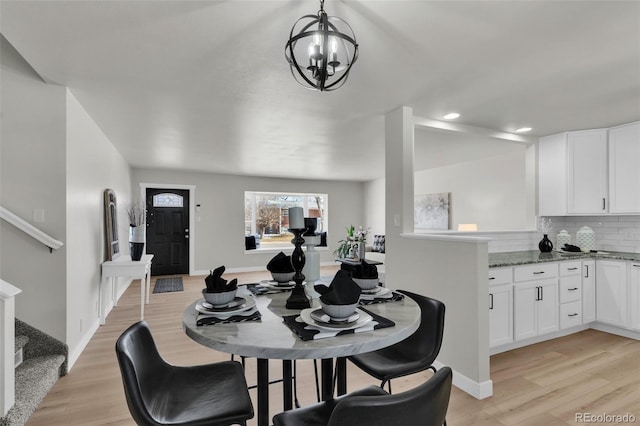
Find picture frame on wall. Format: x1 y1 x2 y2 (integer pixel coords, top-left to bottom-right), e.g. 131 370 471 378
414 192 451 230
104 188 120 260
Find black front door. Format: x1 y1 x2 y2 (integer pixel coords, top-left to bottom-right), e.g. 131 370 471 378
146 188 189 276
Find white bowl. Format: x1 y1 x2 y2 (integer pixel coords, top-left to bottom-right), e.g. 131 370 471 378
320 301 357 320
352 277 379 290
202 289 237 306
271 272 295 283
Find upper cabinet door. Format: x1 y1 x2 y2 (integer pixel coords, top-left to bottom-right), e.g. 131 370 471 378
567 129 608 214
609 122 640 214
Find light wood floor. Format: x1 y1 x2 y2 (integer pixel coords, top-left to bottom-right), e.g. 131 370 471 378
27 268 640 425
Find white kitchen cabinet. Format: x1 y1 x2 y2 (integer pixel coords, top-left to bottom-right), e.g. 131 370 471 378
538 133 567 216
608 121 640 214
596 260 627 327
582 260 596 323
488 268 513 347
567 129 608 214
514 278 559 341
629 261 640 332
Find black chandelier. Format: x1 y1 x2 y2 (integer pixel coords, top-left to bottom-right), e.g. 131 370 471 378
285 0 358 91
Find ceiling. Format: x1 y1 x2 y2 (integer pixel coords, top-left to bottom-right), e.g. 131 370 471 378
2 1 639 181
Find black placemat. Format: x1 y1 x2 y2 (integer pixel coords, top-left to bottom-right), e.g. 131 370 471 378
245 283 294 296
196 309 261 326
359 290 404 305
282 307 395 341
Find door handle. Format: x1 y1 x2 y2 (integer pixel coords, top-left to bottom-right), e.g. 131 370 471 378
185 235 189 239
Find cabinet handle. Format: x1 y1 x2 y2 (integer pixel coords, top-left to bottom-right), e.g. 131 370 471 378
568 287 578 291
633 264 640 268
540 286 544 300
585 264 589 278
489 277 495 280
535 286 541 301
602 197 606 210
489 293 494 310
533 271 545 275
568 313 579 317
568 267 578 271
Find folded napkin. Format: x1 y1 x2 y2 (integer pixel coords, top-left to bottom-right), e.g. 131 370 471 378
266 252 295 273
351 261 378 279
282 307 395 341
196 308 261 326
204 265 238 293
314 270 361 305
359 291 405 305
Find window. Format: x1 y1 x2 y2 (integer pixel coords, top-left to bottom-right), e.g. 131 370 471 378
153 193 184 207
244 191 328 250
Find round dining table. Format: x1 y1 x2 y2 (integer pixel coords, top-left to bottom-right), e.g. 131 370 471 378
182 285 420 426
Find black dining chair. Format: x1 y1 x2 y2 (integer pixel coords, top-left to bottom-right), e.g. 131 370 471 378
348 290 445 393
272 366 453 426
115 321 254 426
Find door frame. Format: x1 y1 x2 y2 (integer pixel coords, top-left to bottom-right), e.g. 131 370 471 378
139 183 196 276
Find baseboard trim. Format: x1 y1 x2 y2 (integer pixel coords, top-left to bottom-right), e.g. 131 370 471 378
589 323 640 340
432 360 493 400
67 318 100 371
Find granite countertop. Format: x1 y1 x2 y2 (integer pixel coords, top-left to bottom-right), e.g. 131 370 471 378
489 250 640 268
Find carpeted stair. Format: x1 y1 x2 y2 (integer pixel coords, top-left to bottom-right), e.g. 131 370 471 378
0 320 68 426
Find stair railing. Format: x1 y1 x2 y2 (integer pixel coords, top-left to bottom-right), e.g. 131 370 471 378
0 279 21 416
0 206 63 253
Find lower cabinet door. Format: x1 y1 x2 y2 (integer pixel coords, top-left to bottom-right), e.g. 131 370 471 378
514 283 538 341
489 284 513 347
537 280 559 335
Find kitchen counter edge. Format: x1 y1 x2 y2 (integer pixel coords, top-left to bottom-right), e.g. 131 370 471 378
489 250 640 268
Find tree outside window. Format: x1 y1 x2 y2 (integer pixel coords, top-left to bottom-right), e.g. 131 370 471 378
245 191 327 249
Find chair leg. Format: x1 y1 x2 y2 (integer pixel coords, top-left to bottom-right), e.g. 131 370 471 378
380 379 392 394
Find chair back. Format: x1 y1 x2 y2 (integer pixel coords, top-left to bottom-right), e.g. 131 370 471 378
115 321 168 425
328 366 453 426
398 290 445 364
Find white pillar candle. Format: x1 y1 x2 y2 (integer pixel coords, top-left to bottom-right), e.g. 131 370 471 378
288 207 304 229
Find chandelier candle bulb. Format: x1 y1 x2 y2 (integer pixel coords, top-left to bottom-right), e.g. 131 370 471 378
289 207 304 229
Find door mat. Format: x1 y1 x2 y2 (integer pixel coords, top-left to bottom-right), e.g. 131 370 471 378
153 277 184 294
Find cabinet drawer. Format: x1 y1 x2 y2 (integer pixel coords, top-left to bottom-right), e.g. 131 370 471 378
559 261 581 276
489 268 512 285
560 301 582 329
560 276 582 303
514 263 558 282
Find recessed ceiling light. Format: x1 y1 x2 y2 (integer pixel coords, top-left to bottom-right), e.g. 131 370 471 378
515 127 532 133
443 112 460 120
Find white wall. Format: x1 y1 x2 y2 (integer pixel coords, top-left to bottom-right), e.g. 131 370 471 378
0 36 68 342
65 90 132 364
131 168 365 273
363 177 385 237
415 151 529 231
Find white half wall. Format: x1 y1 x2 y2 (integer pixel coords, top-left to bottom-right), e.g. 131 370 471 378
364 177 385 237
384 106 492 399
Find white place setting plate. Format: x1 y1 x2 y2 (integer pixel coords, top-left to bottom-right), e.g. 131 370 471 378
195 296 256 315
258 279 296 290
299 308 372 331
359 286 392 299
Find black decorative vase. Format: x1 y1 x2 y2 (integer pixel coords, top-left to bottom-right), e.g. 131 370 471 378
130 242 145 261
538 234 553 253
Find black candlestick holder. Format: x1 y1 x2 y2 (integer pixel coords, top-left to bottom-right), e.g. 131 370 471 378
286 228 311 309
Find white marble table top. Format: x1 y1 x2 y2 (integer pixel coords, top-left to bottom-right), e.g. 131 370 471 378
182 285 420 360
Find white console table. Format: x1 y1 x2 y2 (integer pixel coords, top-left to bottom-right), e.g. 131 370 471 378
100 254 153 325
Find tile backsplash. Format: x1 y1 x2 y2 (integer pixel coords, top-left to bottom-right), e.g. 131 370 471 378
486 216 640 253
